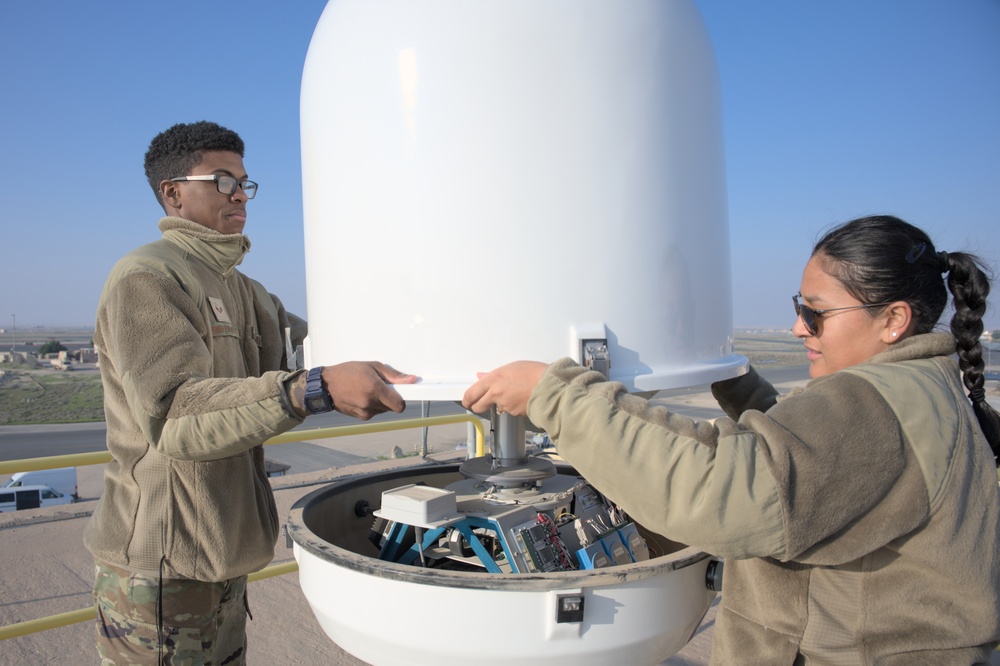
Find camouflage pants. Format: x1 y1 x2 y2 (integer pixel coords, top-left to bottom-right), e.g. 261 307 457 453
93 561 249 666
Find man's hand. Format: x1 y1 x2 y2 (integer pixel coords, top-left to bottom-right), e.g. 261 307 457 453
323 362 417 420
461 361 548 417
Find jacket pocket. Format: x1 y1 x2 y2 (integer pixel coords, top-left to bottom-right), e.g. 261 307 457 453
166 453 277 582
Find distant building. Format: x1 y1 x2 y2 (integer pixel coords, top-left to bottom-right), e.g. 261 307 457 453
76 348 99 363
0 351 40 367
51 353 74 371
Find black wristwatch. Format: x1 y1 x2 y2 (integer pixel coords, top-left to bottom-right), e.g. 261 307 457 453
304 366 334 415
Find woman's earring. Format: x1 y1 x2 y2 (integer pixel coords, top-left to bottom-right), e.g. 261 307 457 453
891 332 898 338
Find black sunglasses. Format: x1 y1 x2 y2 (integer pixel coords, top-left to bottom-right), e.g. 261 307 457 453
792 294 891 336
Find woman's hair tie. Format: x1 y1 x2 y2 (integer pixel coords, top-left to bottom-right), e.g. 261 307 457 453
969 386 986 404
937 251 949 273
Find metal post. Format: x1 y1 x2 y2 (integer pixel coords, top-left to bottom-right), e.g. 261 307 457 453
466 416 477 459
458 408 554 486
493 412 527 466
420 401 429 456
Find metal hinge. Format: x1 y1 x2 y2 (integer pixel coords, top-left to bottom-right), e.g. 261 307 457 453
581 339 610 378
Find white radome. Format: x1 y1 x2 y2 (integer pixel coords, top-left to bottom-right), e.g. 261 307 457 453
301 0 746 401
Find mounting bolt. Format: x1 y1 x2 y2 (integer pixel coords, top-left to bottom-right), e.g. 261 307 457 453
354 499 373 517
706 559 724 591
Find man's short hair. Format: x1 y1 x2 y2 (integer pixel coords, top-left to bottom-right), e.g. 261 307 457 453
144 121 245 209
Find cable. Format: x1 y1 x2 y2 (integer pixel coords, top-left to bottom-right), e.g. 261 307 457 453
157 554 165 665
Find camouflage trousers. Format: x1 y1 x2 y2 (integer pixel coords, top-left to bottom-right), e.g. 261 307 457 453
93 560 250 666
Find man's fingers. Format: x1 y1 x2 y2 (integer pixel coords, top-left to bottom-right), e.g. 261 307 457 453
375 382 406 413
339 388 404 420
324 361 411 419
363 362 417 385
375 363 418 385
349 371 407 417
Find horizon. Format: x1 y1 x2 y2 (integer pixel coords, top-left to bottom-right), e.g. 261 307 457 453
7 325 1000 339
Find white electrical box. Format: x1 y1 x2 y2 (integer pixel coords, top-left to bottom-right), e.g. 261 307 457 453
374 485 461 528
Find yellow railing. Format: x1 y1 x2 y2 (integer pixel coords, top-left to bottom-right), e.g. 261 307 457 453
0 413 485 476
0 414 485 642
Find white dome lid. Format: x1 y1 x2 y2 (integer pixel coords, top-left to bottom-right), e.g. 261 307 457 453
301 0 746 400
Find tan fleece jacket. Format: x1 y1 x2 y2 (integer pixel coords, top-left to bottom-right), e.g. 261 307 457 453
84 217 306 582
529 333 1000 664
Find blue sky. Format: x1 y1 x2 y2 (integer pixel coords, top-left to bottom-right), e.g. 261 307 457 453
1 1 998 332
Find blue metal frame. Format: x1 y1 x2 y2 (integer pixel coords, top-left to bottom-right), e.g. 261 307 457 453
376 517 513 574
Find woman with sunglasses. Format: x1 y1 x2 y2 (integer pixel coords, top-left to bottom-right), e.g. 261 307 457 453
463 214 1000 664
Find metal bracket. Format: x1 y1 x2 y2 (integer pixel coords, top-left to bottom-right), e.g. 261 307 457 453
581 339 610 378
556 592 585 623
545 588 587 639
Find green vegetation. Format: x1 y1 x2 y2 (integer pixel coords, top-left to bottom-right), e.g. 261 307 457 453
0 369 104 425
37 340 68 355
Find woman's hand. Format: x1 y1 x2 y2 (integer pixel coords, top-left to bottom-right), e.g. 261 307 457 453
462 361 548 417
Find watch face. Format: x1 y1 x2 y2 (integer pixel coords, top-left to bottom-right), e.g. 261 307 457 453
305 366 331 413
306 395 328 413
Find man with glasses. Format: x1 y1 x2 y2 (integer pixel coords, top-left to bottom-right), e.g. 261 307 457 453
85 121 416 664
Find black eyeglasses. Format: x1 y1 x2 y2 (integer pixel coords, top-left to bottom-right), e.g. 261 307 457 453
170 174 258 199
792 294 891 336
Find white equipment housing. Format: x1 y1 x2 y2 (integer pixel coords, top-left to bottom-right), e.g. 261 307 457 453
300 0 745 400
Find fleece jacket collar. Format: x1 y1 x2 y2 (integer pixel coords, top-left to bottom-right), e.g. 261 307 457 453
158 216 251 277
865 331 956 365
